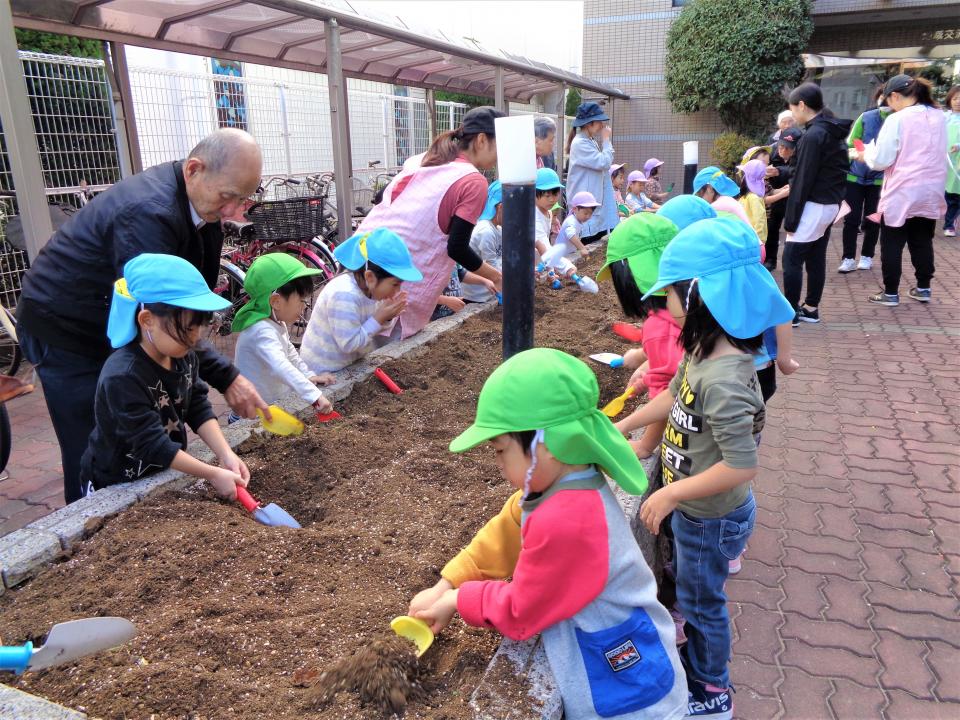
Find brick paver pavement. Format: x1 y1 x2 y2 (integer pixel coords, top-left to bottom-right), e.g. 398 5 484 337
1 232 958 718
729 230 960 719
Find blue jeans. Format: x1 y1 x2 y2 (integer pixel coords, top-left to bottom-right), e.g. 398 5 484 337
672 493 756 688
17 329 102 504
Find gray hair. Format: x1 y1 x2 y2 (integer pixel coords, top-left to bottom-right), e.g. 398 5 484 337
534 116 557 140
187 128 261 175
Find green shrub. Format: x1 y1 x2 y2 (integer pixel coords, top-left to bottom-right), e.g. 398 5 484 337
666 0 812 136
711 132 756 174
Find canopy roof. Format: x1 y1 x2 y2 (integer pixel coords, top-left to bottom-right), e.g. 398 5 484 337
12 0 629 102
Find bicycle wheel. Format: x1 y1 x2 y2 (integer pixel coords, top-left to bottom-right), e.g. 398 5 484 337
0 306 21 377
274 243 338 346
204 260 247 357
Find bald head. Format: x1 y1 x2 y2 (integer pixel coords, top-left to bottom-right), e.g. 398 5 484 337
183 129 262 223
188 128 262 176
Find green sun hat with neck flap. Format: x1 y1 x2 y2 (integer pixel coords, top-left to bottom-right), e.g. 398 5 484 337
232 253 322 333
596 213 679 295
449 348 648 495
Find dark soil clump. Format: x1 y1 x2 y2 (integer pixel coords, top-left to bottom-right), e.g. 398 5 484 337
0 253 635 718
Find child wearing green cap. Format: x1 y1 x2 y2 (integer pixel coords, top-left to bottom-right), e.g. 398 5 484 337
410 348 688 720
614 216 795 718
81 254 250 500
301 227 422 373
232 254 335 421
598 213 684 459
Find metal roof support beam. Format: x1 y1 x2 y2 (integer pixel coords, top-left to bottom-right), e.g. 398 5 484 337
106 41 143 176
494 66 505 113
156 0 245 39
224 16 301 51
325 18 354 244
425 88 437 141
71 0 112 25
0 0 52 260
556 84 566 175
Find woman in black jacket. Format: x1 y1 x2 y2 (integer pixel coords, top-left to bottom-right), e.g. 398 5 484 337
782 84 851 325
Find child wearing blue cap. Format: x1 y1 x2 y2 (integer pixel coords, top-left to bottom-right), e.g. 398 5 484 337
301 228 422 373
692 167 740 203
614 217 795 719
462 181 503 303
533 168 565 288
80 254 250 500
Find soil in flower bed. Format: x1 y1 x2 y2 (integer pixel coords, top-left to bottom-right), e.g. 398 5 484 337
0 253 640 719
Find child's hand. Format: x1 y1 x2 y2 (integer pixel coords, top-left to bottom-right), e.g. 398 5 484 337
313 395 333 415
777 356 801 375
629 438 656 459
438 296 466 313
409 578 453 617
639 486 679 535
622 349 647 371
613 419 631 437
219 451 250 484
414 588 459 635
480 277 497 294
208 466 244 500
311 373 336 387
374 292 408 324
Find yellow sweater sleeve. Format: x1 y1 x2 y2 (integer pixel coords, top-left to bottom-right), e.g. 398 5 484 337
441 490 523 587
740 194 768 243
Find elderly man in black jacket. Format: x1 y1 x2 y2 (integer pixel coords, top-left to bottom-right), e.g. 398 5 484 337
17 128 269 504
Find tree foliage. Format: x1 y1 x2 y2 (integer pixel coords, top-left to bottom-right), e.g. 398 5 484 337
435 91 487 108
565 87 582 117
15 29 102 59
711 132 756 174
665 0 813 136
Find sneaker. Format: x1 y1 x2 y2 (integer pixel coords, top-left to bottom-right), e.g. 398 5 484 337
670 609 688 645
728 555 742 575
869 292 899 306
837 258 856 273
945 228 956 237
763 260 777 272
908 287 931 303
857 256 873 270
686 681 735 719
791 312 800 328
797 306 820 323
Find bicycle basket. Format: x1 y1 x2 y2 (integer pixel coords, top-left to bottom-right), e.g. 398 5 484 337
245 197 329 243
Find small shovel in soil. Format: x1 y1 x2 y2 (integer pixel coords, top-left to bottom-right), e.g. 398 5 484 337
590 352 625 368
375 367 403 395
0 617 137 674
236 485 301 529
602 386 637 418
258 405 304 436
390 616 434 658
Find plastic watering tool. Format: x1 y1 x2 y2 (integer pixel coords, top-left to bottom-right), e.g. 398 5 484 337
257 405 304 436
375 367 403 395
590 353 625 368
0 618 136 674
602 386 636 418
611 322 644 343
390 616 434 658
236 485 301 528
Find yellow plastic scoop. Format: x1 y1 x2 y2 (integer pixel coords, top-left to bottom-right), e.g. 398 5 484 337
257 405 304 436
390 615 434 658
602 386 637 418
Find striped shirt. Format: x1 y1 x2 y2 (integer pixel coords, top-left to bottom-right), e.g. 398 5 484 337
300 273 386 373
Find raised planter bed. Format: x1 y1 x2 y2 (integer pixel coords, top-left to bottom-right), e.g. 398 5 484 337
0 253 638 718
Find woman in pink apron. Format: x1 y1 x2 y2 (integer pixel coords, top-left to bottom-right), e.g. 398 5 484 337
358 107 505 339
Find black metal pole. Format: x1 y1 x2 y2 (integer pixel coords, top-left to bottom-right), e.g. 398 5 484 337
501 182 536 359
683 162 698 195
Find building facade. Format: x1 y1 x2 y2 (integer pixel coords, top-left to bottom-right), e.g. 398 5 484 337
583 0 960 191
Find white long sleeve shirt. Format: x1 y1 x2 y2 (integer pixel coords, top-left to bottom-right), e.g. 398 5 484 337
300 273 386 373
234 318 323 406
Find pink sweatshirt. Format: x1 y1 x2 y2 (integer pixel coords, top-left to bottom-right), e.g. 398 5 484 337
641 309 684 398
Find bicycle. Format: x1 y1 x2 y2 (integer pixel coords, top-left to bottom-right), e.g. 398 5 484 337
206 187 341 355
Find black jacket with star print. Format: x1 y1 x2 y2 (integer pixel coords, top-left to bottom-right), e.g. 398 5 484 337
80 343 217 490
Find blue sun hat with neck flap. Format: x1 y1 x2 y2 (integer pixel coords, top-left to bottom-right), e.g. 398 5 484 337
333 227 423 282
656 195 717 231
642 216 794 339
